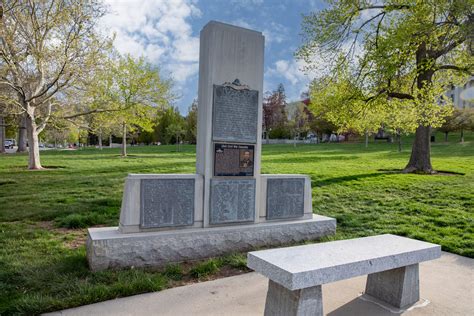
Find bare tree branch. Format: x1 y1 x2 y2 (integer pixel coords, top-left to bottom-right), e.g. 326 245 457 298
61 107 124 120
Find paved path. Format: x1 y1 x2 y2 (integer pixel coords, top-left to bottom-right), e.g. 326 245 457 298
46 252 473 316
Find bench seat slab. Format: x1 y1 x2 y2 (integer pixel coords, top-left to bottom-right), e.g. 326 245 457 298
247 234 441 290
365 263 420 308
264 280 323 316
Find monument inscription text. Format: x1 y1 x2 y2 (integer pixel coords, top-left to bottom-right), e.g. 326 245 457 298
214 143 254 176
266 178 305 219
212 85 258 143
140 179 195 228
210 179 255 224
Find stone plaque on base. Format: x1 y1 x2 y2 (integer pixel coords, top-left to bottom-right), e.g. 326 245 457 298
140 179 195 228
214 143 254 176
210 179 255 224
212 85 259 143
267 178 305 219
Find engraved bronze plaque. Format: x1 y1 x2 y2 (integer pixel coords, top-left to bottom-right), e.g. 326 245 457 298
214 143 254 177
266 178 305 220
140 179 195 228
210 179 256 224
212 85 259 143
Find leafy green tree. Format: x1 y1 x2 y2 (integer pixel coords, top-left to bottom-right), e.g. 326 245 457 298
384 99 419 152
289 106 310 147
307 111 337 142
0 113 4 153
297 1 473 173
438 108 462 141
87 55 172 156
185 99 198 144
156 106 184 144
309 66 385 147
457 107 474 142
166 122 185 151
0 84 14 153
0 0 110 169
439 107 474 142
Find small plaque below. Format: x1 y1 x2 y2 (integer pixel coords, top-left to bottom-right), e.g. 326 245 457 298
267 178 305 220
210 179 256 224
214 143 254 177
140 179 195 228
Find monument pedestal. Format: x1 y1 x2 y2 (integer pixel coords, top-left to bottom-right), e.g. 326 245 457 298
87 215 336 271
86 21 336 271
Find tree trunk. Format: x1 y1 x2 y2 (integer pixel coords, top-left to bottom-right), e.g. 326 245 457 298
0 116 5 154
364 131 368 148
397 130 402 153
109 134 113 148
18 114 27 152
25 114 42 169
121 122 127 157
404 44 435 173
444 132 448 142
404 125 432 173
460 128 464 143
98 129 103 150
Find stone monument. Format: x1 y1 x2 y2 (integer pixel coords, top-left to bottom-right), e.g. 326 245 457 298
86 21 336 271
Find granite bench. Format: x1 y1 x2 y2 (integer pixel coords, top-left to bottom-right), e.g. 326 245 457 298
247 234 441 316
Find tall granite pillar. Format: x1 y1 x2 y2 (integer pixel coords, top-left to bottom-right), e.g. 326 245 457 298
196 21 264 227
86 21 336 272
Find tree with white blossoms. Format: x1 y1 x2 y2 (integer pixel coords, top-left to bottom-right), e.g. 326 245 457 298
298 0 473 173
0 0 110 169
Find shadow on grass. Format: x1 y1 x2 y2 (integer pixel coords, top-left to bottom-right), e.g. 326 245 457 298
377 169 465 176
0 180 17 186
314 173 388 187
267 155 359 164
90 161 195 174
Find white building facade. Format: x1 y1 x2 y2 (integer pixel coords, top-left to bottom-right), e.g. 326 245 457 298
446 76 474 109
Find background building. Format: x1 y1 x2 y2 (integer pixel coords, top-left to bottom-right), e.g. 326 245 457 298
446 76 474 109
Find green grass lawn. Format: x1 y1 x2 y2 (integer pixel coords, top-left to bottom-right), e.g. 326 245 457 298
1 132 473 315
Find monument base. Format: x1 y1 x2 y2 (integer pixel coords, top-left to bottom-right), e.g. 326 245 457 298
86 214 336 271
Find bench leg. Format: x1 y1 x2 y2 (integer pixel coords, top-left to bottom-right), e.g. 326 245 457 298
365 263 420 308
264 280 323 316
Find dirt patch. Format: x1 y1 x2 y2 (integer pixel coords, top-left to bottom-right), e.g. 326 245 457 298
36 221 55 230
60 229 88 249
168 265 250 288
35 221 88 249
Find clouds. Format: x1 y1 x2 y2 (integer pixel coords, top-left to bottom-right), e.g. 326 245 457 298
230 16 312 101
230 0 264 7
99 0 328 111
101 0 201 84
231 19 289 45
266 58 317 100
269 59 306 85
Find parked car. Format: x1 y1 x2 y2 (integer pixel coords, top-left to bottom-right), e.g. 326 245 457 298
4 139 16 149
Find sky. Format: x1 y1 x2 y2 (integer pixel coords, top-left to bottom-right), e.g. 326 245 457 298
101 0 326 114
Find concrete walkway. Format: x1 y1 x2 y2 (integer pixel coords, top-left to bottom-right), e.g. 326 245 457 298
47 252 473 316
